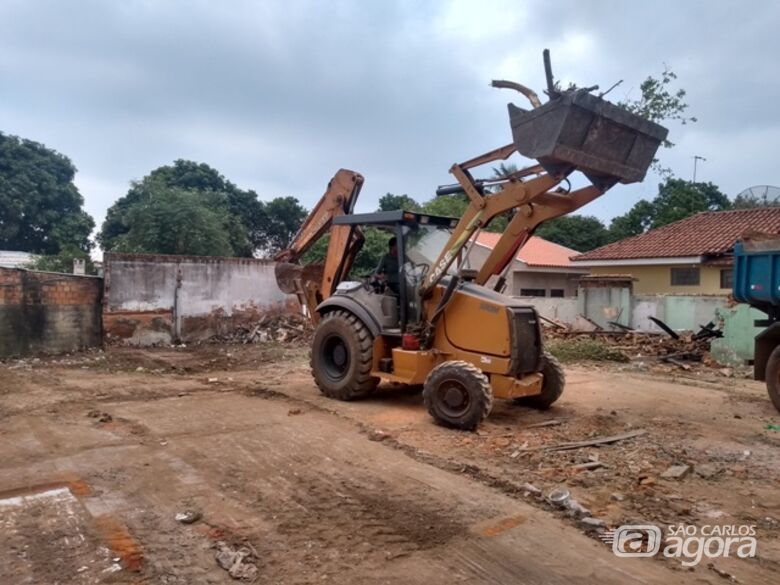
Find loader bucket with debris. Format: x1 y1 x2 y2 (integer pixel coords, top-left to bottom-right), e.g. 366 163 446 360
508 90 668 191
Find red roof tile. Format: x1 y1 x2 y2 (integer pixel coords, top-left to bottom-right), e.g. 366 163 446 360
475 232 579 268
573 207 780 262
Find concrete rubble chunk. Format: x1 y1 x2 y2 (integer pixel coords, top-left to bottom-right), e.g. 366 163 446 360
175 510 202 524
368 429 390 442
567 499 591 518
520 483 541 496
215 541 259 581
581 517 606 530
661 464 691 480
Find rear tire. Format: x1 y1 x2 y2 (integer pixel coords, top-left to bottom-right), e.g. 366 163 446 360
423 361 492 430
514 352 565 410
311 310 379 400
765 345 780 413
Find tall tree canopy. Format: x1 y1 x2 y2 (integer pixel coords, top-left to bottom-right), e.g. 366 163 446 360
106 185 235 256
262 196 308 252
607 200 655 242
377 193 422 212
534 215 610 252
0 132 94 254
99 160 262 256
607 178 730 242
99 160 307 257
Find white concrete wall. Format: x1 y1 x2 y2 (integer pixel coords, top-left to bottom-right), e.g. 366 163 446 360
104 254 296 344
517 288 732 334
512 297 579 323
631 295 727 332
511 271 581 297
176 261 290 317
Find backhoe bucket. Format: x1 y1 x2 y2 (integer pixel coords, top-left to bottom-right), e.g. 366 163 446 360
508 90 668 190
274 262 324 295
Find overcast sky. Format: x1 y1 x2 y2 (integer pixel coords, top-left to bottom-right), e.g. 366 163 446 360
2 0 778 235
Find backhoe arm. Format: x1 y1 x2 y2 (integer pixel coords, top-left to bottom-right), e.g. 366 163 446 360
274 169 365 322
275 169 363 263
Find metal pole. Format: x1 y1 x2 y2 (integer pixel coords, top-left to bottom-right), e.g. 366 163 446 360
692 155 707 182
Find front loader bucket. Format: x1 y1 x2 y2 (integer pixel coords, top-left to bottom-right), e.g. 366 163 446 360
508 90 668 190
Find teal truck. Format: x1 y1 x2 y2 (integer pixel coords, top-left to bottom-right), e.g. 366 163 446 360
733 235 780 412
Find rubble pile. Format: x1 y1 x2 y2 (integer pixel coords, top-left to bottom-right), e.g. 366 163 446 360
214 313 312 345
541 318 725 371
546 329 711 361
218 313 313 344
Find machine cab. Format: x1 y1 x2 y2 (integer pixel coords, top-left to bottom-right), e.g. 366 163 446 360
330 210 459 333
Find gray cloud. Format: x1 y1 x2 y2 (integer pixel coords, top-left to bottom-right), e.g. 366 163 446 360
1 0 777 239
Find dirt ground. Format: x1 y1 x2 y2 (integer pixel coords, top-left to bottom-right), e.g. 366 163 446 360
1 342 778 584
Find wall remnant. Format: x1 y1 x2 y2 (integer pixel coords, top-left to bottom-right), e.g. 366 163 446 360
516 285 764 364
710 304 765 366
0 267 103 358
103 253 297 346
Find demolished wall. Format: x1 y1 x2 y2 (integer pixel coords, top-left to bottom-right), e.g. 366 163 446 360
517 290 763 363
103 253 297 346
0 267 103 357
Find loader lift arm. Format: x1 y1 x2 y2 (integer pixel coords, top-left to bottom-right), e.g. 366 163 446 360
274 169 365 320
421 48 666 301
420 150 607 298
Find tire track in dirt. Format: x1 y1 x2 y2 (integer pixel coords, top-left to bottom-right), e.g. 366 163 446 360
169 425 475 583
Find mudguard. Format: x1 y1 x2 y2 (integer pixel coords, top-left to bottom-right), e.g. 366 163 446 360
316 295 382 337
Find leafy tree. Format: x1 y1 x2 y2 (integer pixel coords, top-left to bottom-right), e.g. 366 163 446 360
29 247 96 275
420 192 514 232
0 132 94 254
618 66 697 175
619 67 696 143
263 196 308 253
99 160 263 256
109 185 234 256
534 215 609 252
300 227 391 279
607 200 655 241
377 193 422 212
650 179 729 227
607 178 730 242
351 228 392 277
732 188 780 209
422 192 469 218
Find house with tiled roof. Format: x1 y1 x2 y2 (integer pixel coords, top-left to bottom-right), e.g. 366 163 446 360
470 233 587 297
572 208 780 295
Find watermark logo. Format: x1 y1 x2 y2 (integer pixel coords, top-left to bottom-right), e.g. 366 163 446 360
602 524 662 557
601 524 757 567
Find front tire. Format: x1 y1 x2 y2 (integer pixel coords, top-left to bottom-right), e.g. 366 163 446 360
765 345 780 413
423 361 493 430
514 352 565 409
311 310 379 400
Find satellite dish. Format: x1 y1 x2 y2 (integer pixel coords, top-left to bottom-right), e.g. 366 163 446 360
735 185 780 205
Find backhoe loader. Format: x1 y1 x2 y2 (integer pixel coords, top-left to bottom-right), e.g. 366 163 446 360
275 51 667 430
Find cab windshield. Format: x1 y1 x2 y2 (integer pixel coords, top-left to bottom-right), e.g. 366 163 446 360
401 223 454 323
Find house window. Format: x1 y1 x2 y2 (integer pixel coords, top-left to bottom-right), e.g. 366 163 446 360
720 268 733 289
520 288 546 297
550 289 565 298
670 267 700 286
